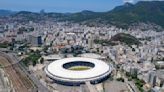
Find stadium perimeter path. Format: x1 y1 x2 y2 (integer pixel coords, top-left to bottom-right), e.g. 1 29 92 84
85 82 98 92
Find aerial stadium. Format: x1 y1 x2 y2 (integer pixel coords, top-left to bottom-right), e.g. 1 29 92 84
45 57 112 86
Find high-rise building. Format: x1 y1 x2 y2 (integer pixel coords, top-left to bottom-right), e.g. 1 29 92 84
148 71 157 87
130 67 138 78
28 35 42 46
88 33 94 49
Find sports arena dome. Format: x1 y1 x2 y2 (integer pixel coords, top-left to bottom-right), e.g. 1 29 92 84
45 57 112 86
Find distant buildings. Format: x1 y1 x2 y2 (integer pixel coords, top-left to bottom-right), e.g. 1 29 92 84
88 33 94 49
79 53 106 60
0 17 163 91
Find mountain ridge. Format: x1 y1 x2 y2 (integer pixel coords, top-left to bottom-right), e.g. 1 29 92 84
1 1 164 30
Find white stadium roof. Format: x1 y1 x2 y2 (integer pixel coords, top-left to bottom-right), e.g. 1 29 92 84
45 57 111 82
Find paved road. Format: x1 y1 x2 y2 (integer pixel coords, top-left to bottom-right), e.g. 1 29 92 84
123 76 139 92
85 82 98 92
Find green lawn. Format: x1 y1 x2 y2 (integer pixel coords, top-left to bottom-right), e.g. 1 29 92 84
68 66 91 71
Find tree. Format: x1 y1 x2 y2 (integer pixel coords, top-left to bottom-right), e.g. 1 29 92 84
132 48 135 52
40 58 44 64
116 78 124 82
96 48 99 53
33 60 37 66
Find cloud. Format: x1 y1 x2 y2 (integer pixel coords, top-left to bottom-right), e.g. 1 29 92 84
123 0 164 3
123 0 134 3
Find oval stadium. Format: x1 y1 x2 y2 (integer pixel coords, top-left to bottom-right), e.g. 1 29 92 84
45 57 112 86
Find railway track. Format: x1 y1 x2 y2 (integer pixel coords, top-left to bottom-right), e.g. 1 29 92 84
0 55 35 92
13 64 35 90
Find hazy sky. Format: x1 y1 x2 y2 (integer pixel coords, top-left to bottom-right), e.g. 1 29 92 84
0 0 162 12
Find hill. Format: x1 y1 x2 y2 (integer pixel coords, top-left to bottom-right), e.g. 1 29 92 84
59 1 164 28
3 1 164 30
0 9 16 16
60 1 164 29
104 1 164 28
110 33 141 46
